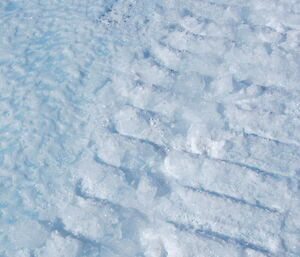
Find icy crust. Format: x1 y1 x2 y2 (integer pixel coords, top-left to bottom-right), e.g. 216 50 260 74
0 0 300 256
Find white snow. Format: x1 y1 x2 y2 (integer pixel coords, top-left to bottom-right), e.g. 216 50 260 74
0 0 299 256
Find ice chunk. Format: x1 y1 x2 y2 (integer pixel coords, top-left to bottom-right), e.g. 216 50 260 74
59 197 120 243
7 219 48 249
36 232 79 257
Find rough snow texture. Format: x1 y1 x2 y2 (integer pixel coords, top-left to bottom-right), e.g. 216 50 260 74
0 0 300 256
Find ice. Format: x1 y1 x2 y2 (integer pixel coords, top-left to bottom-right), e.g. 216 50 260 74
0 0 299 256
36 232 80 257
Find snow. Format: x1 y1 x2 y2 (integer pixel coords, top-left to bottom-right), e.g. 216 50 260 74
0 0 299 256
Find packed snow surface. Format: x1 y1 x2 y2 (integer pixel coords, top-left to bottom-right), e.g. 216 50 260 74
0 0 300 256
